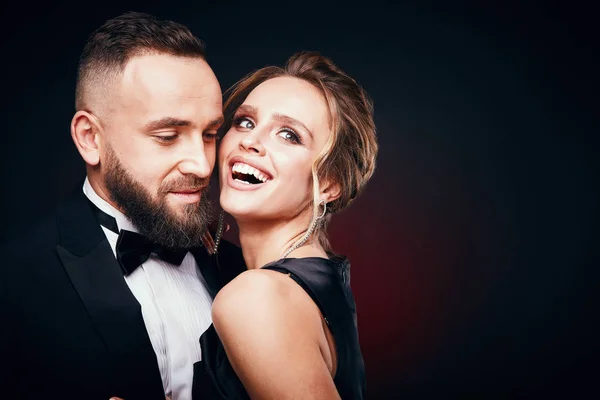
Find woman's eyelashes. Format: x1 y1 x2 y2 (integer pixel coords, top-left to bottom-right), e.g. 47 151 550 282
234 115 255 130
233 115 303 145
276 128 302 144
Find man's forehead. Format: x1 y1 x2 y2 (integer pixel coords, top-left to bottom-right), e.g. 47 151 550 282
119 54 216 89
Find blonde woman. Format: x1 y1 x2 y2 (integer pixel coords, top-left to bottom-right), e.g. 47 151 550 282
195 52 378 400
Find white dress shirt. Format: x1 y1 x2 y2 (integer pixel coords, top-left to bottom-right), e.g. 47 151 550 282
83 178 213 400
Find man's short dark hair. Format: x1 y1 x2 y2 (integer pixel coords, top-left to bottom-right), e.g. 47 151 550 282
75 11 206 110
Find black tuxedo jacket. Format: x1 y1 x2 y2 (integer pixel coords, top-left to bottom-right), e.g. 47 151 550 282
0 187 245 400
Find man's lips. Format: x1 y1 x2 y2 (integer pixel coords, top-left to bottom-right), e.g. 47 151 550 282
170 188 202 194
167 188 204 203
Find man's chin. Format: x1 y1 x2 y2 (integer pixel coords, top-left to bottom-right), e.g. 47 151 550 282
163 201 196 219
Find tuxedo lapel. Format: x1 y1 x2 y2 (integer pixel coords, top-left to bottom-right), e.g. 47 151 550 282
55 188 164 398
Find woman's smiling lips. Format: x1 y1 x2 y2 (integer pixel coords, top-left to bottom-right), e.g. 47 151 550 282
225 156 273 191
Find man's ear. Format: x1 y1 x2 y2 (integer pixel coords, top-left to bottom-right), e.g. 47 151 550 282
71 111 103 166
319 179 342 205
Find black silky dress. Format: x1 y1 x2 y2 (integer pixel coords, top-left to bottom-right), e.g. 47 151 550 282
192 256 366 399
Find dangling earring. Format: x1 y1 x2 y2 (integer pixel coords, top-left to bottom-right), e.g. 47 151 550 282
212 210 226 255
202 210 225 255
282 200 327 259
316 199 327 219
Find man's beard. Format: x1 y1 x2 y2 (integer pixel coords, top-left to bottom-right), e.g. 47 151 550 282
103 146 212 249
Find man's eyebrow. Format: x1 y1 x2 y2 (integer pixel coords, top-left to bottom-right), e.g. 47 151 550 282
142 117 192 131
206 116 224 129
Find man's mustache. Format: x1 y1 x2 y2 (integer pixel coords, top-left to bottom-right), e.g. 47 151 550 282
160 176 210 193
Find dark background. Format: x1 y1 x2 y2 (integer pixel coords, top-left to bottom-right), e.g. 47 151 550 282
0 1 597 398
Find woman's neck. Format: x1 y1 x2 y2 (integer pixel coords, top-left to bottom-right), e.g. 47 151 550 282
237 217 327 270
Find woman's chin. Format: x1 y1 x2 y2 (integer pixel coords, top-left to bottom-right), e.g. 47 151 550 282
219 203 279 224
219 200 251 220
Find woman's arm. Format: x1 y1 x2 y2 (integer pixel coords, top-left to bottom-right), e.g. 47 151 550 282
212 269 340 400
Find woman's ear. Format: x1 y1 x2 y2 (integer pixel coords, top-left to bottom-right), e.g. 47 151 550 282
319 179 341 204
71 111 102 166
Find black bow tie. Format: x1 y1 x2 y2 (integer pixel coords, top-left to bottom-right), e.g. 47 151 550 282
88 199 189 276
116 230 188 276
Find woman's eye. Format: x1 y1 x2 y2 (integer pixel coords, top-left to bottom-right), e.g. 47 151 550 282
236 117 255 130
277 129 301 144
